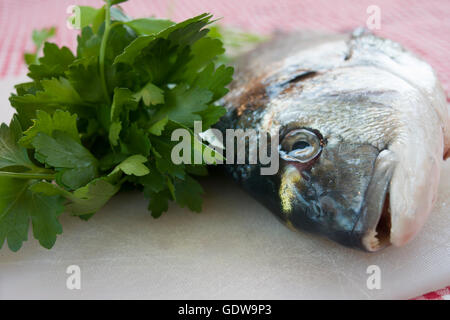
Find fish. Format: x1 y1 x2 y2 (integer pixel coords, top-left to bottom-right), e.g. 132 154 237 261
217 30 450 252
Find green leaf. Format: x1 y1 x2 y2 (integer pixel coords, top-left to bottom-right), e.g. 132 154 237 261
92 7 107 33
32 131 98 189
154 84 212 126
77 27 102 58
24 53 36 66
20 110 80 148
110 6 130 22
30 181 71 197
28 43 75 80
24 27 57 66
121 124 151 156
10 77 85 128
133 82 164 106
132 38 183 86
104 23 137 63
0 177 64 252
186 165 208 176
68 6 99 30
111 154 149 176
114 13 213 65
125 18 175 35
108 88 138 147
174 175 203 212
67 178 120 216
113 35 155 65
192 63 234 101
14 82 42 96
145 189 170 218
5 10 235 251
11 78 83 107
148 116 168 136
31 27 56 47
0 116 35 170
29 192 65 250
99 152 128 171
32 131 96 168
66 56 104 103
111 87 137 121
164 14 213 47
56 166 98 191
110 0 129 5
183 37 225 81
151 136 185 180
196 104 227 130
31 177 120 217
109 121 122 146
139 166 166 193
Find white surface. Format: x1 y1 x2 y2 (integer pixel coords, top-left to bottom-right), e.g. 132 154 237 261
0 76 449 300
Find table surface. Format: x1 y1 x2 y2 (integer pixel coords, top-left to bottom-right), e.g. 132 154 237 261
0 0 449 299
0 76 449 300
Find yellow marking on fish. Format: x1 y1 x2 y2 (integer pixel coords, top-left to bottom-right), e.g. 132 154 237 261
285 220 298 232
279 166 302 215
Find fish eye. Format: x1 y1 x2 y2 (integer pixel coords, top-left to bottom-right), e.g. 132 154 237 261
280 129 322 163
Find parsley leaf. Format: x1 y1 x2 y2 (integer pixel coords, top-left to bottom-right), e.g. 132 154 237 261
133 82 164 107
10 78 86 128
2 1 236 251
20 110 80 148
154 84 212 126
148 116 168 136
0 177 65 252
121 123 151 156
32 131 98 189
125 19 175 35
67 57 104 103
66 178 119 216
28 43 75 80
0 116 35 169
174 175 204 212
111 154 150 176
24 27 57 65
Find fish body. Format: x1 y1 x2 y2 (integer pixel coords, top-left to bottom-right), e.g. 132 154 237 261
218 30 449 251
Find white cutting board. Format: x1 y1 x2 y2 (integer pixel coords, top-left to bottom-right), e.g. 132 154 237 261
0 76 448 300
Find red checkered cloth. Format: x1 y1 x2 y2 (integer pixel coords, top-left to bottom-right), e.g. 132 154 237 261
0 0 448 299
0 0 449 96
413 286 450 300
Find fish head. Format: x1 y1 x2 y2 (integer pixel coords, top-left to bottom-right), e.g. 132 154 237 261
258 67 446 252
277 129 394 251
225 32 449 252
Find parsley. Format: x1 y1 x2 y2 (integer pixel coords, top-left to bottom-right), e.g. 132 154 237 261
1 0 234 251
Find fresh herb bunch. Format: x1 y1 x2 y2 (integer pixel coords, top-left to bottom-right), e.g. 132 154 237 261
0 0 234 252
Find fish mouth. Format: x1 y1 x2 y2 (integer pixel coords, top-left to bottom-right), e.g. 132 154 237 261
359 192 392 252
352 150 397 252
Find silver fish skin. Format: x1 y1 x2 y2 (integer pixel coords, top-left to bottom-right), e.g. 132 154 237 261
219 30 450 251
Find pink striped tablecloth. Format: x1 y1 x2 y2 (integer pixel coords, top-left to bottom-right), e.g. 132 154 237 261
0 0 448 299
413 286 450 300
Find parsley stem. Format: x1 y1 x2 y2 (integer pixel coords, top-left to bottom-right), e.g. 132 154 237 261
34 44 42 65
0 171 55 180
99 0 112 106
